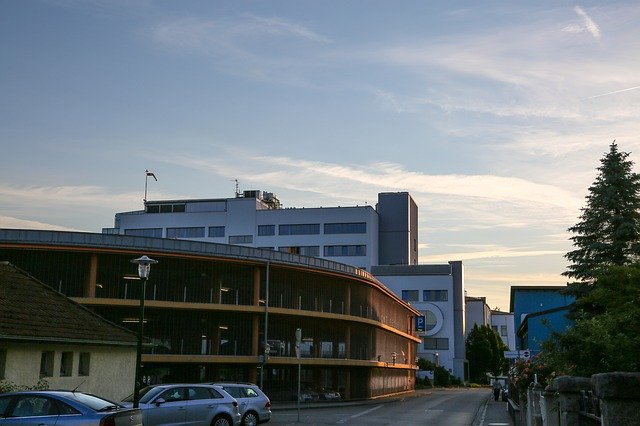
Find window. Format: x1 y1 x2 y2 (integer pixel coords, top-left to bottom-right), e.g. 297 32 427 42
258 225 275 236
501 325 508 336
60 352 73 377
324 222 366 234
323 245 366 257
278 246 320 257
208 226 225 237
124 228 162 237
423 338 449 350
229 235 253 244
40 351 54 378
146 203 186 213
78 352 90 376
12 396 58 417
159 387 185 402
279 224 320 235
423 290 448 302
425 310 438 331
188 387 213 400
401 290 419 302
0 349 5 379
166 227 205 238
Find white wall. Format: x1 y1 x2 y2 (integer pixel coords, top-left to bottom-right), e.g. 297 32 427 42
490 313 515 351
0 342 136 401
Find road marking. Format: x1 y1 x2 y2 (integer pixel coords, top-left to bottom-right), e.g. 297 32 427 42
488 423 510 425
336 404 384 424
477 401 488 425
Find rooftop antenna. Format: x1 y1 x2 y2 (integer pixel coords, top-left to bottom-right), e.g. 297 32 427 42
231 179 240 197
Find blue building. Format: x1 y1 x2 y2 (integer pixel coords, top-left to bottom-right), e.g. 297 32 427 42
509 286 575 356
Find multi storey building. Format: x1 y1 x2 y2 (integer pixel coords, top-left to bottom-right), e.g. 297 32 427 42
103 191 418 272
104 190 468 381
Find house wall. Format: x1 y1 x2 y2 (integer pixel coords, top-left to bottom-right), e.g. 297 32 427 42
0 342 135 401
490 313 515 351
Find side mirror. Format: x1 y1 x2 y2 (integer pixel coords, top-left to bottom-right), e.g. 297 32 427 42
154 398 166 406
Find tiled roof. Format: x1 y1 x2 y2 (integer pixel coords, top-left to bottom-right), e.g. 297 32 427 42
0 262 137 345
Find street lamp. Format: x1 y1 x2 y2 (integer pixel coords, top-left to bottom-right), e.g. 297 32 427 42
130 255 158 408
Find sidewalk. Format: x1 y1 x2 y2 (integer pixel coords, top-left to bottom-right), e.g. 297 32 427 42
472 395 513 426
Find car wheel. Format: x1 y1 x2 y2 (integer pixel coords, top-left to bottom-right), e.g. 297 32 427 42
212 415 232 426
242 411 258 426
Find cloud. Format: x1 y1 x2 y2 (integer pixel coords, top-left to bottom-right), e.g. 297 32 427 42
569 6 601 40
420 248 566 263
0 215 82 232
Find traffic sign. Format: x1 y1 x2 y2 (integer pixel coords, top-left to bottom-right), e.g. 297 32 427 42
416 316 426 332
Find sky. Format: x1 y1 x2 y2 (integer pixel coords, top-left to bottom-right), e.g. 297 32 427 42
2 1 640 311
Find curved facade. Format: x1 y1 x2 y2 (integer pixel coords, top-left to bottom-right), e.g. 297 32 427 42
0 229 420 400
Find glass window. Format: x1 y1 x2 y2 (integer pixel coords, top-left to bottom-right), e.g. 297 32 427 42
423 338 449 350
279 224 320 235
60 352 73 377
229 235 253 244
279 246 320 257
401 290 419 302
124 228 163 237
78 352 90 376
222 386 242 398
188 387 212 400
423 290 448 301
40 351 54 378
501 325 508 336
12 396 57 416
166 227 205 238
425 310 438 331
323 245 366 257
159 387 185 402
324 222 366 234
208 226 225 237
244 388 258 397
258 225 275 236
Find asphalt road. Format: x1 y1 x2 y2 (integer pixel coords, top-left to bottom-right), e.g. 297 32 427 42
269 388 491 425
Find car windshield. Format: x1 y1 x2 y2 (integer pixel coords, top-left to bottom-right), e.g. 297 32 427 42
66 393 123 411
122 387 160 404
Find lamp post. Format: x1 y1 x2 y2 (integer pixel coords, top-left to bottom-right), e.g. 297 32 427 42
130 255 158 408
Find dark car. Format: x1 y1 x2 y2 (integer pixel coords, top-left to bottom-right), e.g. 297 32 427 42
122 383 241 426
0 390 142 426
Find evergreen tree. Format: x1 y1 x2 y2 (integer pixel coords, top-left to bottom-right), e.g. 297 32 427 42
564 142 640 291
465 324 508 383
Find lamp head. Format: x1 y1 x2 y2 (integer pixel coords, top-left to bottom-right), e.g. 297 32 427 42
131 255 158 279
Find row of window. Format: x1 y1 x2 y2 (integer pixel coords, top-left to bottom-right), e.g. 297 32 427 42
423 338 449 350
125 222 367 239
401 290 449 302
39 351 91 378
492 325 509 336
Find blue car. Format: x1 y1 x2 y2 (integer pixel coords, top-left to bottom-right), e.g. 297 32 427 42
0 390 142 425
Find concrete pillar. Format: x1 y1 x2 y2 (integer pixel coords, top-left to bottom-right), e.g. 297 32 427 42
252 266 261 306
541 382 560 426
552 376 591 426
592 372 640 426
85 253 98 298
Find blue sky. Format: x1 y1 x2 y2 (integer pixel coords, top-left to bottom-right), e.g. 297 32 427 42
2 1 640 311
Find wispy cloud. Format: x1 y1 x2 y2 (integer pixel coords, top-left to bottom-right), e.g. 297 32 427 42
589 85 640 99
566 6 601 40
0 215 82 232
421 248 566 263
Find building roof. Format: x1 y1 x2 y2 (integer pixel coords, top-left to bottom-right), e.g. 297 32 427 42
509 285 568 312
0 261 137 345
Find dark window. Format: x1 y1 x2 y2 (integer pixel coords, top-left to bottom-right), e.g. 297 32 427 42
0 349 6 379
324 222 366 234
279 246 320 257
401 290 419 302
40 351 53 377
423 338 449 350
188 387 213 400
60 352 73 377
279 224 320 235
173 204 186 212
159 387 185 402
258 225 275 236
78 352 90 376
124 228 163 238
160 205 172 213
208 226 225 237
146 205 160 213
423 290 448 301
501 325 508 336
323 245 366 257
229 235 253 244
167 227 205 238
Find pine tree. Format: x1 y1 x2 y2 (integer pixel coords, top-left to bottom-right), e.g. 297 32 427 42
564 142 640 290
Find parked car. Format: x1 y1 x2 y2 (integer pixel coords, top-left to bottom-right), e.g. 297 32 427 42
213 382 271 426
0 390 142 425
296 387 319 403
122 383 241 426
315 387 341 401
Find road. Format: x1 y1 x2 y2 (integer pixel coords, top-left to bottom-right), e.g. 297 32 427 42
269 388 491 425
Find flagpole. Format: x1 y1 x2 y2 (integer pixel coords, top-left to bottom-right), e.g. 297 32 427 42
144 170 149 205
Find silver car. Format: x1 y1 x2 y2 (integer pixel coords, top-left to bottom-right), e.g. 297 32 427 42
122 384 241 426
0 390 142 426
213 383 271 426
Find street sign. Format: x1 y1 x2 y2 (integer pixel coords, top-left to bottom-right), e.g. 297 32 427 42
503 350 531 360
416 316 426 332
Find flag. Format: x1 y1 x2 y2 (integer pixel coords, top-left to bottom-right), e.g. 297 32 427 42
146 170 158 181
